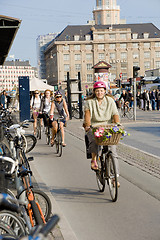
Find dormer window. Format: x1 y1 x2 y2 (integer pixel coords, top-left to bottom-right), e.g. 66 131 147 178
74 35 80 41
132 33 138 39
143 32 149 39
85 35 91 41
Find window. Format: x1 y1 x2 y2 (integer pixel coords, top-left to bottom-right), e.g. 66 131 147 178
144 33 149 39
75 64 81 71
110 53 115 59
86 53 92 60
111 64 116 70
109 44 116 49
98 0 102 6
133 52 139 59
98 44 105 50
133 43 139 48
63 45 69 50
74 35 80 41
75 54 81 61
155 42 160 47
98 53 105 60
121 63 127 70
74 45 81 50
109 34 116 40
120 33 127 39
86 45 92 50
120 43 127 49
121 52 127 59
97 13 101 25
156 61 160 68
132 33 138 39
64 64 70 71
87 64 92 70
64 75 67 81
144 62 150 69
97 34 104 40
156 51 160 58
85 35 91 41
122 73 127 80
144 43 150 48
63 54 69 61
87 74 93 82
144 51 150 59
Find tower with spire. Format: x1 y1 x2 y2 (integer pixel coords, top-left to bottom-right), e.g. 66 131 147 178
93 0 120 25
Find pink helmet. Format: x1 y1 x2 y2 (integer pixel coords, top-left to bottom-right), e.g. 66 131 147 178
93 81 106 89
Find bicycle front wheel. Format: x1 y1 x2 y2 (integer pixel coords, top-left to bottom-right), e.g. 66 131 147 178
45 127 51 145
105 152 118 202
32 189 52 222
24 134 37 153
55 130 62 157
36 119 41 140
96 155 105 192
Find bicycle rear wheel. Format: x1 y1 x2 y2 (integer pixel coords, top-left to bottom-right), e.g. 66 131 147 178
96 155 105 192
72 109 79 119
24 134 37 153
105 152 118 202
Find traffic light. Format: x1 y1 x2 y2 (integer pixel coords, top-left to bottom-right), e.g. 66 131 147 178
116 79 121 88
129 78 132 86
133 66 140 78
140 76 145 85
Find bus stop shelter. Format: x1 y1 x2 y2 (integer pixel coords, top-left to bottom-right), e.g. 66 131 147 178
0 15 21 65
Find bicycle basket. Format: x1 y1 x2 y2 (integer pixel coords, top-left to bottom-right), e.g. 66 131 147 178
93 124 124 146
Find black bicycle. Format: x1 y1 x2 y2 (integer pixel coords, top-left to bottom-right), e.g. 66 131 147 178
95 145 118 202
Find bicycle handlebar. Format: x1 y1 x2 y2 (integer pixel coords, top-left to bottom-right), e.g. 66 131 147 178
0 193 21 213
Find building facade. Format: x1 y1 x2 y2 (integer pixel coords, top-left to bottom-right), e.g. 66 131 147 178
37 33 58 79
44 23 160 93
0 60 37 91
93 0 120 25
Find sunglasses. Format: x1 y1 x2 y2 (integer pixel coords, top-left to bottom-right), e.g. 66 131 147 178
56 96 62 98
35 93 39 94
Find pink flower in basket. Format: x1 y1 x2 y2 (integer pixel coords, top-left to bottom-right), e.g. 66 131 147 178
94 129 103 138
98 127 104 134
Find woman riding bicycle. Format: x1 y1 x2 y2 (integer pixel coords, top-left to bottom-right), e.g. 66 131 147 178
30 90 41 135
39 89 53 127
50 90 69 147
83 81 120 185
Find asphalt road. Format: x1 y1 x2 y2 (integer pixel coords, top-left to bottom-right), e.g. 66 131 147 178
29 127 160 240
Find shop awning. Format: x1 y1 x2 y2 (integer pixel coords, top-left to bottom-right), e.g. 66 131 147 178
0 15 21 65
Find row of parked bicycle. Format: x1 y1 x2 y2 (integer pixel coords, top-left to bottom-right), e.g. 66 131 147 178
0 108 59 239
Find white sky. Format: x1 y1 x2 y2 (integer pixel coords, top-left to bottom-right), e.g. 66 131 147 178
1 0 160 66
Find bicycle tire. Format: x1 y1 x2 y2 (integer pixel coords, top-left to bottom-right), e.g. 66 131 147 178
32 189 52 222
57 130 62 157
72 109 79 119
24 134 37 153
30 200 43 226
0 220 16 236
105 152 118 202
96 155 105 192
0 210 26 237
36 119 41 140
125 109 134 119
45 127 50 145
